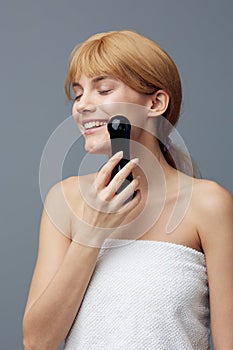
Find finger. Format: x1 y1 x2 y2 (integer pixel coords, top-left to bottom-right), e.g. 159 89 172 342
107 158 139 194
113 177 140 210
95 151 123 190
117 188 141 214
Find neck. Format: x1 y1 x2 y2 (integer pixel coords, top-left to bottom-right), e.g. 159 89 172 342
129 128 178 200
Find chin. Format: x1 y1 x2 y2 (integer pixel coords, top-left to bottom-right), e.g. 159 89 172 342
84 139 111 155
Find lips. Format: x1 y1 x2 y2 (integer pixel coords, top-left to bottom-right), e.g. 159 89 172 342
81 119 108 134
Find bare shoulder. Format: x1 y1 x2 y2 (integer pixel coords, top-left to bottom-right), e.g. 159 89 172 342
51 174 96 212
44 176 77 213
191 178 233 252
48 174 95 198
192 178 232 213
59 174 96 198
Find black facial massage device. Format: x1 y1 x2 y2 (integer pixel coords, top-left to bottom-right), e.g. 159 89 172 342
107 115 135 198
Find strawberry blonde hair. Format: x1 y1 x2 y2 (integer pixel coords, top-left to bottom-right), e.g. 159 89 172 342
65 30 200 177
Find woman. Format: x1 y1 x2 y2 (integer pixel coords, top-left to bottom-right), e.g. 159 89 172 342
22 30 233 350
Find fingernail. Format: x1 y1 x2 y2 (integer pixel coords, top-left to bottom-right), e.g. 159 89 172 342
112 151 123 159
131 158 139 165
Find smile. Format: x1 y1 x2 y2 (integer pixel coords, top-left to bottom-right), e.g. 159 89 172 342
83 120 108 130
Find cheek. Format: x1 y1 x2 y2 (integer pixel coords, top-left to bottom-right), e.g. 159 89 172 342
122 89 150 105
71 103 76 116
72 105 84 131
84 128 111 154
72 104 78 122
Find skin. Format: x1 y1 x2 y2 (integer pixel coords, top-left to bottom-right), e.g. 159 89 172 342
22 75 233 350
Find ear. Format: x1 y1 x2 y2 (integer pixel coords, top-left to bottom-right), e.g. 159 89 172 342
147 90 170 117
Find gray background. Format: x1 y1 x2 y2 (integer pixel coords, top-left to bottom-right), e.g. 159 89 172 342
1 0 232 349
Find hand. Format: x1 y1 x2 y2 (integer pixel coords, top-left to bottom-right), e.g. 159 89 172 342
77 151 141 247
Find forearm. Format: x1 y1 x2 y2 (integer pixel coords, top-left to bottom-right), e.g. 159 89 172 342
23 242 100 350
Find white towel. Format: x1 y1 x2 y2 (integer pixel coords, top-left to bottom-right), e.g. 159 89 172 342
64 239 210 350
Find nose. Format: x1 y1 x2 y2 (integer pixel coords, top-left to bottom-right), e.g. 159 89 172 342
74 93 97 115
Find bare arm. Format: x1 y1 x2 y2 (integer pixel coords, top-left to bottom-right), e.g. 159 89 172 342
22 179 101 350
22 153 140 350
196 180 233 349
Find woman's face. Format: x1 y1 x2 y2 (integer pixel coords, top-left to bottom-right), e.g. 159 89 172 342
71 74 154 154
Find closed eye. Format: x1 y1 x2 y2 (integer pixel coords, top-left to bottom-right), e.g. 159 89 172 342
98 89 113 95
73 95 82 102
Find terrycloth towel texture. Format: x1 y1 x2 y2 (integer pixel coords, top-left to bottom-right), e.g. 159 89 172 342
64 239 210 350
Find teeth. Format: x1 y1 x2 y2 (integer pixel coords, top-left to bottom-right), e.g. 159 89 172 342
84 121 107 130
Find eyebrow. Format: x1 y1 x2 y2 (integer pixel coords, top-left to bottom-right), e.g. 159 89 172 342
72 75 118 87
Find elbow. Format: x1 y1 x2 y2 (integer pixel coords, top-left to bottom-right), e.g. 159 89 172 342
22 331 38 350
22 316 34 350
22 317 55 350
22 326 41 350
22 334 53 350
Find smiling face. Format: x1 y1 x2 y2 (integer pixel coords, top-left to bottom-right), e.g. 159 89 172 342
72 74 157 154
65 31 183 158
